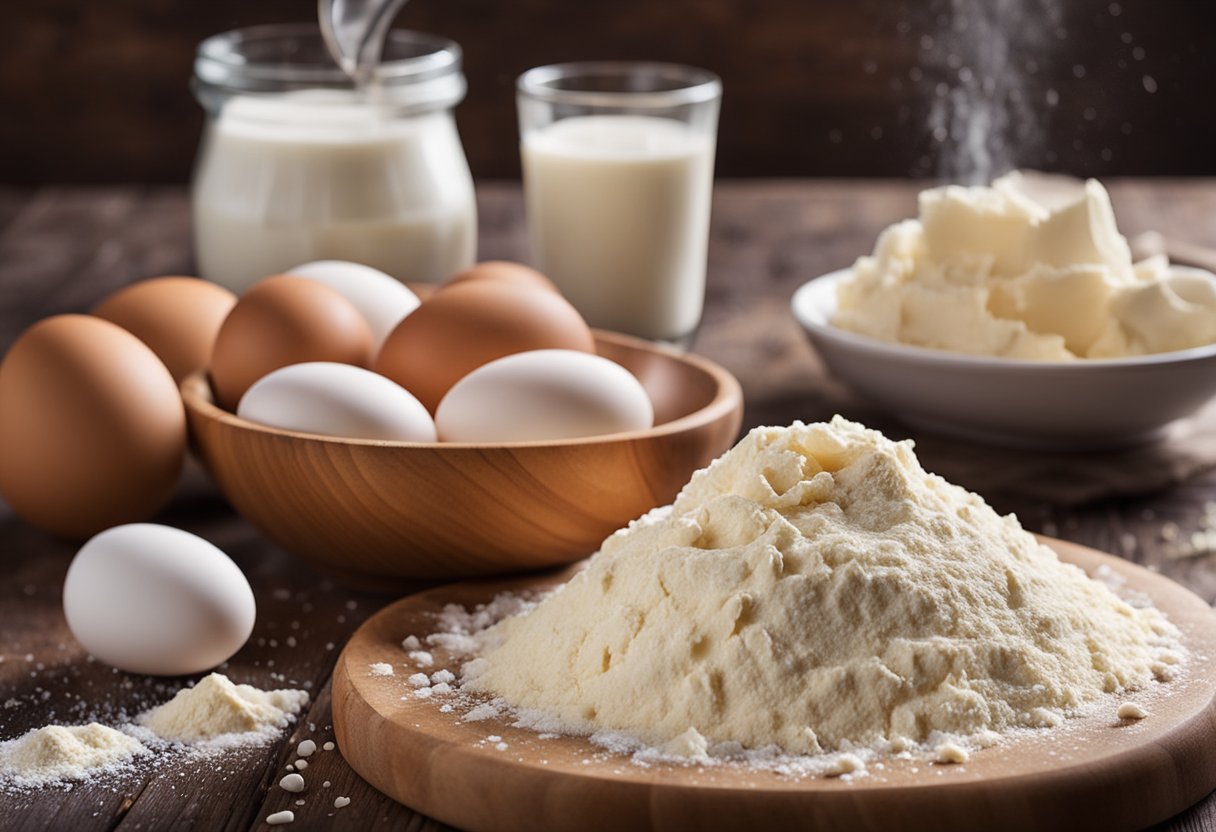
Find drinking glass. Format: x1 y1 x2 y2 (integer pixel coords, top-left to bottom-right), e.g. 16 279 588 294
517 62 721 347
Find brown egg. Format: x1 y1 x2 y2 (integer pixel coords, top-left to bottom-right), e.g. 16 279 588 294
375 280 595 412
441 261 559 295
0 315 186 539
210 275 374 410
93 276 237 383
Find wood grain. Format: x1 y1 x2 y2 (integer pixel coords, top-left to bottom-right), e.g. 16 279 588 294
3 0 1215 183
331 537 1216 832
1 182 1215 830
182 330 743 589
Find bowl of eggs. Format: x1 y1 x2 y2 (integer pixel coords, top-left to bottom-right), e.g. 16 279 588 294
180 261 743 589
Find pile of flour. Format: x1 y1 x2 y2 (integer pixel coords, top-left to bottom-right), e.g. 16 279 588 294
137 673 309 745
1 673 309 790
0 723 146 787
462 417 1181 756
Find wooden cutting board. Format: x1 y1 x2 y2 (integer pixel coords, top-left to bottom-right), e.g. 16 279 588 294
332 537 1216 832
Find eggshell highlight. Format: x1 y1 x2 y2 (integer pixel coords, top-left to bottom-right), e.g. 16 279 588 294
0 315 186 539
376 281 595 412
93 276 237 383
442 261 559 294
210 275 374 410
436 350 654 442
63 523 256 676
287 260 421 350
238 362 436 442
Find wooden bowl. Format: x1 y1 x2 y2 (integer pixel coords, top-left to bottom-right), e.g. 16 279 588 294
181 331 743 590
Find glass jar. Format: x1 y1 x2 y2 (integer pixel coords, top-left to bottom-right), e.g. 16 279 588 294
192 24 477 291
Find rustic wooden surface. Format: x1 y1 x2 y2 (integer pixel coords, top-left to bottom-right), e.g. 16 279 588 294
1 180 1216 831
4 0 1216 184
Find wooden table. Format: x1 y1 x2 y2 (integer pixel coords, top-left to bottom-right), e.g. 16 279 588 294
2 180 1215 831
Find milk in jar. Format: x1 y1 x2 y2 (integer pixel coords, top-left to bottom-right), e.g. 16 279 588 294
191 27 475 291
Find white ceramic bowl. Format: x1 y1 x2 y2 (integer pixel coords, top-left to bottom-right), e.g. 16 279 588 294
791 269 1216 450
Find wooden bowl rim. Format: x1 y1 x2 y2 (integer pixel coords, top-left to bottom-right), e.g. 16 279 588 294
181 329 743 450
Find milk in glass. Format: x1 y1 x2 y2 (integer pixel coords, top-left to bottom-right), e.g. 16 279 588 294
522 115 715 343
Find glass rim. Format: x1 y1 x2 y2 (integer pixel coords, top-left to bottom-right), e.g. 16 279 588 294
517 61 722 109
195 23 462 89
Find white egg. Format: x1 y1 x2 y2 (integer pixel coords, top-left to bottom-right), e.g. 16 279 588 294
238 362 436 441
287 260 421 349
436 350 654 442
63 524 255 676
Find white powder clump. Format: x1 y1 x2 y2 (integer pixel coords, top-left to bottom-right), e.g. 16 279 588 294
1118 702 1148 720
466 418 1182 756
935 743 970 765
138 673 308 744
823 753 866 777
280 772 305 793
0 723 146 787
662 728 710 761
368 663 394 677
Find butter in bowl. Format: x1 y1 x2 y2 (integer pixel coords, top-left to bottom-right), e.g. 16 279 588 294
791 172 1216 450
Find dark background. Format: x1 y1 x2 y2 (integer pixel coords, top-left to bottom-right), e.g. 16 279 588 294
1 0 1213 185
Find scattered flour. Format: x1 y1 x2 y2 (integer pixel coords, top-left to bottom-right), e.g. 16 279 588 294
461 419 1182 757
0 723 146 787
137 673 308 745
462 702 505 723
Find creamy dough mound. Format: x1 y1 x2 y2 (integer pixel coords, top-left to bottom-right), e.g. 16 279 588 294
466 418 1180 754
833 172 1216 360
